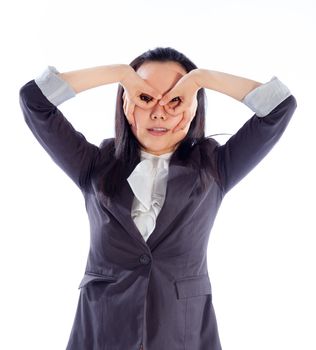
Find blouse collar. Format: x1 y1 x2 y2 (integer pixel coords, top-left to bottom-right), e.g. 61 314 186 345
127 149 174 211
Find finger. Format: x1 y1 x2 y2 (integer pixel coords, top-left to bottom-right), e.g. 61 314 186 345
123 95 127 114
172 115 184 133
134 96 158 110
182 109 192 128
159 91 179 106
164 102 187 116
123 96 131 122
191 97 198 118
126 102 136 127
173 109 190 133
141 82 162 100
129 104 136 127
162 104 177 116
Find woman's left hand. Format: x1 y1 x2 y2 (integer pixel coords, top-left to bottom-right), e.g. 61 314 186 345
158 69 201 132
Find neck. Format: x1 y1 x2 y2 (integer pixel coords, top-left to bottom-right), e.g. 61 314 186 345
140 145 178 156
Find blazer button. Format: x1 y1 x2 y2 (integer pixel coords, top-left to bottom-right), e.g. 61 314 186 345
139 254 151 265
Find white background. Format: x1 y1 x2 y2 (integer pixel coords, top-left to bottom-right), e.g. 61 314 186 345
1 0 315 349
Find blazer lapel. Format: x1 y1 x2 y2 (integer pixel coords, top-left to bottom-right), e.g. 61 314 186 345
146 162 197 250
104 151 199 250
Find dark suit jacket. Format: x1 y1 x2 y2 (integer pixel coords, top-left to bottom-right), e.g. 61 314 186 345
19 80 297 350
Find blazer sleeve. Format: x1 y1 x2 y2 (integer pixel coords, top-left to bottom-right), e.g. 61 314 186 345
214 76 297 194
19 66 100 190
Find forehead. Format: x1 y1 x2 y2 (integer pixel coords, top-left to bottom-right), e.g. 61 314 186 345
136 61 187 94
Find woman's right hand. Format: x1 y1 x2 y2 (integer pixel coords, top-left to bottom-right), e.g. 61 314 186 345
120 66 162 127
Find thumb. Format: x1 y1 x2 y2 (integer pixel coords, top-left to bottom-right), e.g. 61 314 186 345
159 87 182 106
158 92 174 106
142 82 162 100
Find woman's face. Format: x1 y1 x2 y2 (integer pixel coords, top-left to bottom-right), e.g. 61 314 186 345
128 61 196 156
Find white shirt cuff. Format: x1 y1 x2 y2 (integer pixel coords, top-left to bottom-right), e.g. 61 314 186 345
242 76 292 117
34 65 76 106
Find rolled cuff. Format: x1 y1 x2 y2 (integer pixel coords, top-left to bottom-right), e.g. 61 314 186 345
242 76 292 117
34 65 76 106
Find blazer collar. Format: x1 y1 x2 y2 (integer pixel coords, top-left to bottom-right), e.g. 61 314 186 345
104 147 199 251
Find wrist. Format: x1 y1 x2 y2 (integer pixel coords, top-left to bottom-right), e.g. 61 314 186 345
119 64 135 84
189 68 206 89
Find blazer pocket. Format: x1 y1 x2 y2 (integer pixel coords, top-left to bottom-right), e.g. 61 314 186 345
78 271 117 289
175 274 212 299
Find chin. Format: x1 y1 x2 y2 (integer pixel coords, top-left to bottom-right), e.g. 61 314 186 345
140 142 175 154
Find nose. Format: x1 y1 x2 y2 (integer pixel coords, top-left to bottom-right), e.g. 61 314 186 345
150 104 167 120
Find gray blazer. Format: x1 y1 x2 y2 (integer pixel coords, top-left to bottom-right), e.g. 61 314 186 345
19 79 297 350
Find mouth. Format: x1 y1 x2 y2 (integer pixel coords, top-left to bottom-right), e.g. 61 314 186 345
147 128 169 136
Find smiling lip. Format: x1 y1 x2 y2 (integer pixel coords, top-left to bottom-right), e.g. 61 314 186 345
147 128 169 136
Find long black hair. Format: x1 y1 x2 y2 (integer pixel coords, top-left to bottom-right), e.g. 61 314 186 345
96 47 219 201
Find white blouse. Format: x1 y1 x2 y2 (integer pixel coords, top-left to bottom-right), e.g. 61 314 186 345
33 66 292 244
127 150 174 242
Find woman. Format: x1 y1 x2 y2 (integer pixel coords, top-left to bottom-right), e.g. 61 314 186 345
19 47 297 350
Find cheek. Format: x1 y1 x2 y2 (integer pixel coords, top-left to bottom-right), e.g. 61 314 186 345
132 107 186 136
133 107 148 125
130 109 153 138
